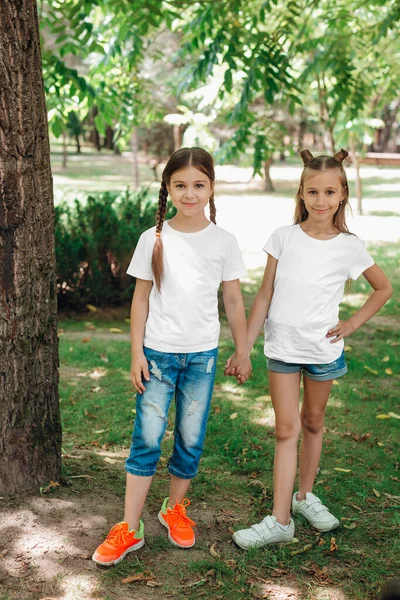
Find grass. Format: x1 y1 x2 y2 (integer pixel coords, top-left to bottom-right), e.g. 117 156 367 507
56 240 400 600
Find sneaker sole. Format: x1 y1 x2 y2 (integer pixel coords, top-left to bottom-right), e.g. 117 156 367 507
158 511 195 549
92 538 145 566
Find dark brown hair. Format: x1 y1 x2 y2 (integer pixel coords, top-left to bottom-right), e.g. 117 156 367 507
151 147 216 290
294 149 352 234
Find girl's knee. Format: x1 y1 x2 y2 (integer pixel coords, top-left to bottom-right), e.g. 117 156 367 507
275 418 301 442
301 411 325 434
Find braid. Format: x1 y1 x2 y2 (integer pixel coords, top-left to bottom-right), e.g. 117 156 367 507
209 192 217 224
152 181 169 290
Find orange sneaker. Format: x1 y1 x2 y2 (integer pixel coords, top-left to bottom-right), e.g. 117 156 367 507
158 497 196 548
92 520 145 566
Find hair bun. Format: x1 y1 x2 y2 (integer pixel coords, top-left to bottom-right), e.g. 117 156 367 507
333 149 349 163
300 149 314 165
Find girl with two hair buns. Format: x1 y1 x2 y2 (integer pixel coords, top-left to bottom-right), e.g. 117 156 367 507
229 149 393 549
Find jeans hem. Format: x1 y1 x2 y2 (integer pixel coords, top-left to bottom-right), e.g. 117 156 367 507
125 465 156 477
304 366 348 381
168 465 197 480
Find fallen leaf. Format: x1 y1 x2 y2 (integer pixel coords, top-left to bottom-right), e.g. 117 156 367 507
364 366 378 375
332 380 339 386
388 412 400 419
81 337 91 343
146 581 162 587
343 522 357 530
122 572 154 584
104 457 116 465
84 409 96 419
40 480 61 494
377 442 385 447
109 328 123 333
372 488 381 498
86 304 98 312
385 368 393 375
230 413 238 420
94 429 110 434
376 414 391 419
100 354 109 362
213 406 221 414
209 543 220 558
84 322 96 330
124 318 131 323
344 345 352 351
91 387 102 393
333 468 352 473
90 368 107 379
382 356 390 362
330 537 338 552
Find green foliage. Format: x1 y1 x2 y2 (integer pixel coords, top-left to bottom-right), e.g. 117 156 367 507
55 188 162 309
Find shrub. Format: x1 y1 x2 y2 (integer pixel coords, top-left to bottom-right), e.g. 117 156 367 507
55 188 168 310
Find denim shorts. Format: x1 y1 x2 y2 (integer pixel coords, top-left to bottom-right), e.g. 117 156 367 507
125 346 218 480
267 350 347 381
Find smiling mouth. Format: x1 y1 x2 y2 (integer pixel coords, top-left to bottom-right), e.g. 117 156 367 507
182 202 197 206
314 208 328 212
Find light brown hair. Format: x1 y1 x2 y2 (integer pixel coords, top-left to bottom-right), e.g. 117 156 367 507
151 147 216 290
294 149 352 234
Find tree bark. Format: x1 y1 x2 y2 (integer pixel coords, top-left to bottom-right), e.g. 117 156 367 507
0 0 61 493
131 128 140 190
350 135 363 216
263 158 274 191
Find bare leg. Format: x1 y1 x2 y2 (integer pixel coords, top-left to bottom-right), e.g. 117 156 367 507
269 371 302 525
298 377 333 501
124 473 153 531
168 474 192 508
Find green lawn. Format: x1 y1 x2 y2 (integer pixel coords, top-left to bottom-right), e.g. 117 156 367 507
57 241 400 600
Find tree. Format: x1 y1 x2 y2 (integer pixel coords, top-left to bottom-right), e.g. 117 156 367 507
0 1 61 493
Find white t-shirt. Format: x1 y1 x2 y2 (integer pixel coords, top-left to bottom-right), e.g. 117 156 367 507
263 224 375 364
127 221 247 353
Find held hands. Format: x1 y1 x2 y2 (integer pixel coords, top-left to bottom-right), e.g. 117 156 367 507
326 320 355 343
130 352 150 393
224 352 252 385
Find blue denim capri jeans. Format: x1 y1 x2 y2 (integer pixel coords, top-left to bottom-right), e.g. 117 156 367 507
125 346 218 480
267 350 348 381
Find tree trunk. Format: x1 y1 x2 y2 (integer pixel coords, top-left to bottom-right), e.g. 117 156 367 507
0 0 61 493
263 158 274 191
75 135 81 154
131 129 140 190
62 131 67 168
173 125 181 151
350 136 362 216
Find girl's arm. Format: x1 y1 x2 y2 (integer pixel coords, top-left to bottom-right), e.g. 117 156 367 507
327 264 393 343
130 278 153 393
246 254 278 352
222 279 252 383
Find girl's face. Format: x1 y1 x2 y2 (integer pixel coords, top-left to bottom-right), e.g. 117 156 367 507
167 166 213 219
302 169 344 223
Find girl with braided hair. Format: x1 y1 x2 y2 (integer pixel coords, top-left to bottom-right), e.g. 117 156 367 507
93 147 251 565
231 149 392 550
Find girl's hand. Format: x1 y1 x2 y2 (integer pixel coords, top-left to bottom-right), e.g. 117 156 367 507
130 352 150 393
326 320 355 343
225 353 252 384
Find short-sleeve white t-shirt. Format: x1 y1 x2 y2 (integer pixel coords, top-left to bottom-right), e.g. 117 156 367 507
127 221 247 353
263 224 374 364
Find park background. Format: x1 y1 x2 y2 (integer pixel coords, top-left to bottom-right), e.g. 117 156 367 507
0 1 399 600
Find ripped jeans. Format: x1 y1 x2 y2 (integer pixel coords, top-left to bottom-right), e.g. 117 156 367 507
125 346 218 480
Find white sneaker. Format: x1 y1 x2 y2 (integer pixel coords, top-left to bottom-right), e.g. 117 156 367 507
292 492 339 532
232 515 294 550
